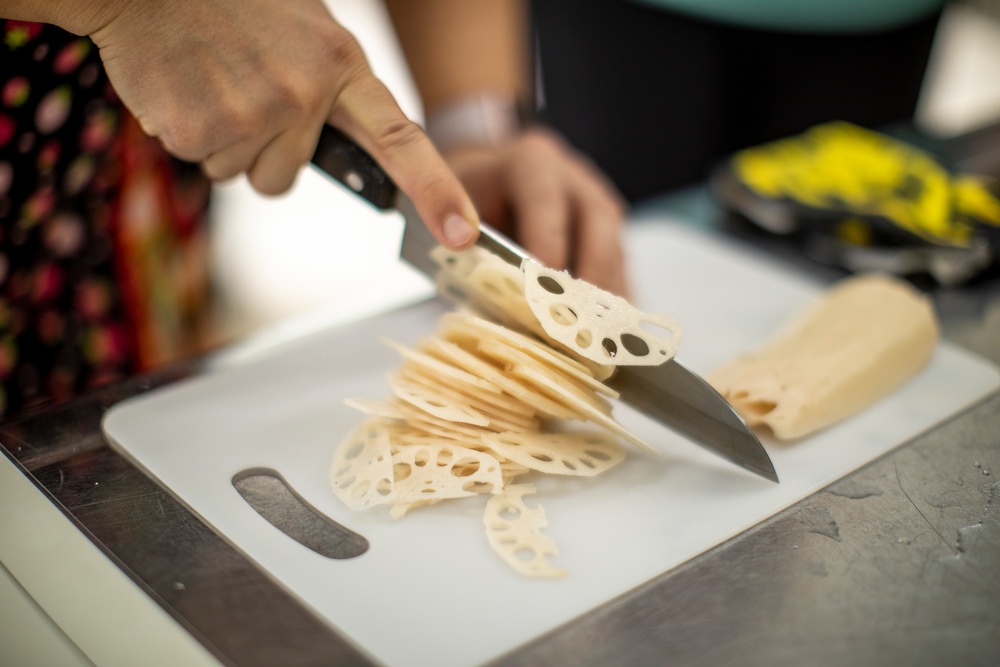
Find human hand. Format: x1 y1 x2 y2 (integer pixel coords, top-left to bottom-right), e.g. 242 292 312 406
71 0 479 249
443 128 630 296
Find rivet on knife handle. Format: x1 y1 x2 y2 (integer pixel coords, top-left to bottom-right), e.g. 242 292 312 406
312 125 398 210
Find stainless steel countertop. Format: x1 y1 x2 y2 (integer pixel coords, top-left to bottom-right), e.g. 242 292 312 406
2 195 998 667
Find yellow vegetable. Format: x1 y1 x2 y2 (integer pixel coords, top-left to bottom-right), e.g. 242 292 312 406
731 122 1000 248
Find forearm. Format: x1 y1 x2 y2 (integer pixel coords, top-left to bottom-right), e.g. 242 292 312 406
384 0 530 115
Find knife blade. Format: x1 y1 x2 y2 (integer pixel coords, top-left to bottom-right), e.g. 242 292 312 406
311 124 778 482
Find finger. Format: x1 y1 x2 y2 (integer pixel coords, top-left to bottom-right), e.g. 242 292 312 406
330 73 479 250
168 91 276 171
508 158 572 270
201 136 269 182
573 196 629 297
142 113 221 164
146 96 262 165
246 121 324 195
441 147 512 232
566 164 630 297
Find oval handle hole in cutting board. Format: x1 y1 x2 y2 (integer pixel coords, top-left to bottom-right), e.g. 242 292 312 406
233 468 368 559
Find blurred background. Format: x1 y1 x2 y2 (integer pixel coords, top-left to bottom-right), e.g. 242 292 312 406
207 0 1000 349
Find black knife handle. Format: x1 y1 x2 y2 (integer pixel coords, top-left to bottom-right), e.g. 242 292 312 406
311 125 398 210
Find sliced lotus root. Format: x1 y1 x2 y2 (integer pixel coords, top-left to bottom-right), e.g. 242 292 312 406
464 258 547 336
498 460 532 484
431 246 544 336
396 365 538 418
504 358 613 417
483 483 564 578
506 363 654 453
346 399 490 449
419 337 578 420
343 398 408 420
430 244 482 281
392 370 541 428
389 498 442 520
441 311 617 397
387 431 451 449
523 260 682 366
383 338 503 395
388 372 538 432
393 443 503 504
334 306 667 577
330 420 396 510
476 338 616 406
482 431 625 477
403 413 492 443
389 376 491 427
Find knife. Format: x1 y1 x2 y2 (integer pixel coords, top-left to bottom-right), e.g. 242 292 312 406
311 125 778 482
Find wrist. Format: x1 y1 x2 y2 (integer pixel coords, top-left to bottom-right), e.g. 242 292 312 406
425 93 528 155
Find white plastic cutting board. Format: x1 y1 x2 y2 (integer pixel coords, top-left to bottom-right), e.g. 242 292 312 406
104 222 999 667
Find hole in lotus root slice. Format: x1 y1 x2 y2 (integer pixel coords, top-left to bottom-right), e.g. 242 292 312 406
483 484 564 578
536 275 565 295
523 261 682 366
330 419 396 511
549 304 578 326
391 444 503 505
482 431 625 477
451 458 481 477
619 333 650 357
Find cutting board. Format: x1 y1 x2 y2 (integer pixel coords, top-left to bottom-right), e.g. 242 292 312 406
104 221 999 667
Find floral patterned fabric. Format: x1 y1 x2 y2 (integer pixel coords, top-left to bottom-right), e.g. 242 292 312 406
0 21 213 419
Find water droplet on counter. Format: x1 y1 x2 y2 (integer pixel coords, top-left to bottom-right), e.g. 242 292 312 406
897 537 911 545
792 545 799 549
173 582 186 591
984 470 992 476
975 462 982 468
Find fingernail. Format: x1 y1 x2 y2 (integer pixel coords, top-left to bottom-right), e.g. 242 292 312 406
443 214 476 247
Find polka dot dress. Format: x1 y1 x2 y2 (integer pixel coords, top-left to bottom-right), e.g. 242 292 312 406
0 21 212 419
